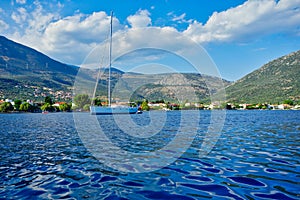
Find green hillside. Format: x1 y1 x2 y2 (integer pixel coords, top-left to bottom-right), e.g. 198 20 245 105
225 50 300 104
0 36 78 100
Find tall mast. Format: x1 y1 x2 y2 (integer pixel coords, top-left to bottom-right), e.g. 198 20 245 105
108 11 113 107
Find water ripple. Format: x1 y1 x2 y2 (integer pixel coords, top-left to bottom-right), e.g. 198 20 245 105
181 183 243 200
228 176 266 187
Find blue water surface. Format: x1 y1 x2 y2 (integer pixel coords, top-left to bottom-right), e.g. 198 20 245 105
0 110 299 199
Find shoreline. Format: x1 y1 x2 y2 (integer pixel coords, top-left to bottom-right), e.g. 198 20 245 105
0 109 299 114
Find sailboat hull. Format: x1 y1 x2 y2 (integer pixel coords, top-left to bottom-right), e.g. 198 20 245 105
90 106 138 115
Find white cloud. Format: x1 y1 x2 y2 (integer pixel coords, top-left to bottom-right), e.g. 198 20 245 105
11 7 28 24
44 12 114 44
27 0 58 32
172 13 186 22
0 20 9 32
184 0 300 43
16 0 26 4
169 12 192 25
167 12 173 16
76 26 188 69
81 26 216 76
5 3 122 65
41 11 122 63
7 1 61 59
112 26 182 55
127 9 152 28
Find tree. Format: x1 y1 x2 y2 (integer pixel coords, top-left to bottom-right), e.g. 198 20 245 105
283 99 294 105
19 102 33 112
141 99 150 111
73 94 91 109
225 104 232 110
14 99 22 111
155 99 165 103
45 96 53 105
0 102 14 112
59 103 71 112
246 104 255 110
83 104 90 111
41 103 54 112
92 98 102 106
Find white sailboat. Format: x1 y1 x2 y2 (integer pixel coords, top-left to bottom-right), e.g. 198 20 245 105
90 12 139 115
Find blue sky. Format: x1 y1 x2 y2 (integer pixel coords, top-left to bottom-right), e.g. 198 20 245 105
0 0 299 80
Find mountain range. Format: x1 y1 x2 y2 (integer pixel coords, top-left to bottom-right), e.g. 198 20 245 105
0 35 299 103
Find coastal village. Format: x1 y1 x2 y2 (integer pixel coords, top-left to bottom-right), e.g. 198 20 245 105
0 84 73 101
146 101 300 110
0 93 299 113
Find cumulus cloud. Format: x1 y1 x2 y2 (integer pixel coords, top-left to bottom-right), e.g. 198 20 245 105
4 2 122 65
44 12 119 44
112 27 183 55
78 26 187 69
127 9 152 28
184 0 300 43
42 11 122 63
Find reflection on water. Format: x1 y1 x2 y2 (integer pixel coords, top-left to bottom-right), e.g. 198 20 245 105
0 110 299 199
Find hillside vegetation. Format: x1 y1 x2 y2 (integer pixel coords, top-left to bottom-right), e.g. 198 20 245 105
225 50 300 103
0 36 78 100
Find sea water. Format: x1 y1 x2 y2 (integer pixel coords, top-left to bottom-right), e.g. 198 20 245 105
0 110 299 199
